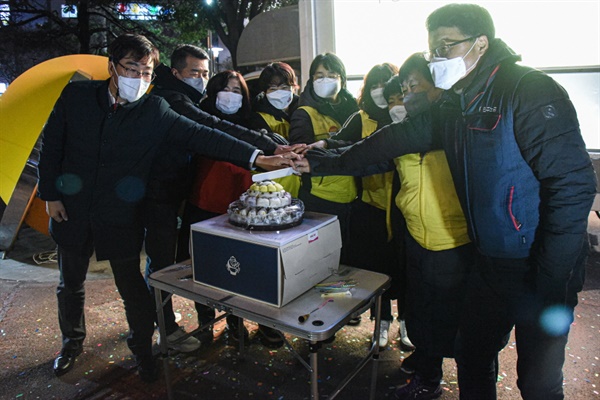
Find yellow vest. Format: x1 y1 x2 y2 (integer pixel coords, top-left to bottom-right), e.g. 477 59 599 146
257 112 290 139
256 112 300 197
299 106 357 203
394 151 470 251
359 111 394 240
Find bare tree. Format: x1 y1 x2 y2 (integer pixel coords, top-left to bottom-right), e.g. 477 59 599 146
0 0 207 82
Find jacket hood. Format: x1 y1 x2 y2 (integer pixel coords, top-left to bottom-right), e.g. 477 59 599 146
477 38 522 73
152 63 204 104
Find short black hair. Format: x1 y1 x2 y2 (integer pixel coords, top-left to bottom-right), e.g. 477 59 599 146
108 33 160 66
171 44 210 71
426 3 495 40
383 75 403 102
309 53 347 87
398 53 433 85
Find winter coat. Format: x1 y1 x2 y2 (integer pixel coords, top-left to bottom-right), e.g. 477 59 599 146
306 38 596 303
148 64 279 204
290 81 359 203
37 80 258 260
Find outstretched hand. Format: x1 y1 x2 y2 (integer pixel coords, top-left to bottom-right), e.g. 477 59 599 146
293 158 311 174
255 152 303 171
274 143 308 155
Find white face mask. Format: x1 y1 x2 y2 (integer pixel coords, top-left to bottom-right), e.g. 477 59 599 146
182 77 207 94
266 89 294 110
370 87 388 109
313 77 341 99
112 62 151 103
389 105 407 123
215 91 243 114
428 39 479 90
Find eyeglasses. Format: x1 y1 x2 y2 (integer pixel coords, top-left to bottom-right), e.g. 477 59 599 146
117 61 155 82
313 72 340 82
424 36 479 61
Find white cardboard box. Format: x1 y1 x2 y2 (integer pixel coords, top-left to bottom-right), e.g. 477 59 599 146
190 212 341 307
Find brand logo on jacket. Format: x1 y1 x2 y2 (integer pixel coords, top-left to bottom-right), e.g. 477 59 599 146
541 105 557 119
480 106 497 113
226 256 241 276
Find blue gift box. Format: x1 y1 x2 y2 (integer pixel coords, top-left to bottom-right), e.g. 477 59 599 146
191 212 341 307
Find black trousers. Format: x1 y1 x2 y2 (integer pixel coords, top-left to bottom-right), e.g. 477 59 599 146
456 238 588 400
404 233 475 384
57 242 155 359
347 200 403 321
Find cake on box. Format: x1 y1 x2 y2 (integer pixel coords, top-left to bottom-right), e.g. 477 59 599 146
227 180 304 230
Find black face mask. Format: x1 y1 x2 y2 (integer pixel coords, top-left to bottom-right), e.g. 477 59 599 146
403 91 431 116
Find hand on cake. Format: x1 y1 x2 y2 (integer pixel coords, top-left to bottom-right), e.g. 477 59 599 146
255 152 303 171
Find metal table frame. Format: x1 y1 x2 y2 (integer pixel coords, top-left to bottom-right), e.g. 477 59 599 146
149 261 390 399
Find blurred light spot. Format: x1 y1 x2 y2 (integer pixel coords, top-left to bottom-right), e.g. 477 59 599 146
540 305 572 336
57 173 82 195
115 176 145 202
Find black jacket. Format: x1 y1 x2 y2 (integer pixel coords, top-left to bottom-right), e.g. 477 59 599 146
37 80 258 260
307 39 596 304
146 64 279 203
248 92 299 132
289 80 359 144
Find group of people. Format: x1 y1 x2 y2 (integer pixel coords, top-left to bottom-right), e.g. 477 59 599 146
36 3 595 400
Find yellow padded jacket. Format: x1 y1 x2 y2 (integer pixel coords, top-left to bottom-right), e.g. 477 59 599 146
394 151 470 251
299 106 357 203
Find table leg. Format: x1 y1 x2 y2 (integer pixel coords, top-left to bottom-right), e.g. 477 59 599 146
369 294 382 400
309 340 321 399
155 289 174 400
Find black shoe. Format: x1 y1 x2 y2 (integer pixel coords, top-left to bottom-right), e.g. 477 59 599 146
195 317 215 345
53 347 82 377
227 317 249 342
400 353 417 375
137 356 159 383
258 325 284 347
347 316 362 326
393 375 441 400
194 328 214 345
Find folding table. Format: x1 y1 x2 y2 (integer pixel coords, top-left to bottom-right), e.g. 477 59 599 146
149 261 390 399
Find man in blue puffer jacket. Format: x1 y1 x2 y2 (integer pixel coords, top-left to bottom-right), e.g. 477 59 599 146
296 4 596 399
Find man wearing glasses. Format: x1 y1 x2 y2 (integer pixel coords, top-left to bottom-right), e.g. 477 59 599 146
37 34 297 382
295 4 595 399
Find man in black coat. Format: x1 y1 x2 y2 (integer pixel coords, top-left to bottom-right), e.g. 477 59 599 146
37 34 296 382
144 44 303 350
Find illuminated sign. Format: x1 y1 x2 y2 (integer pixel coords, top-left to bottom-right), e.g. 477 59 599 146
1 4 9 26
116 3 163 20
61 4 77 18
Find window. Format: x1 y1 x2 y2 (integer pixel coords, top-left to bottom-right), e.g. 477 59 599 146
334 0 599 149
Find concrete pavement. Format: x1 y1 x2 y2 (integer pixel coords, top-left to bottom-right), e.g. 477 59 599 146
0 213 599 399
